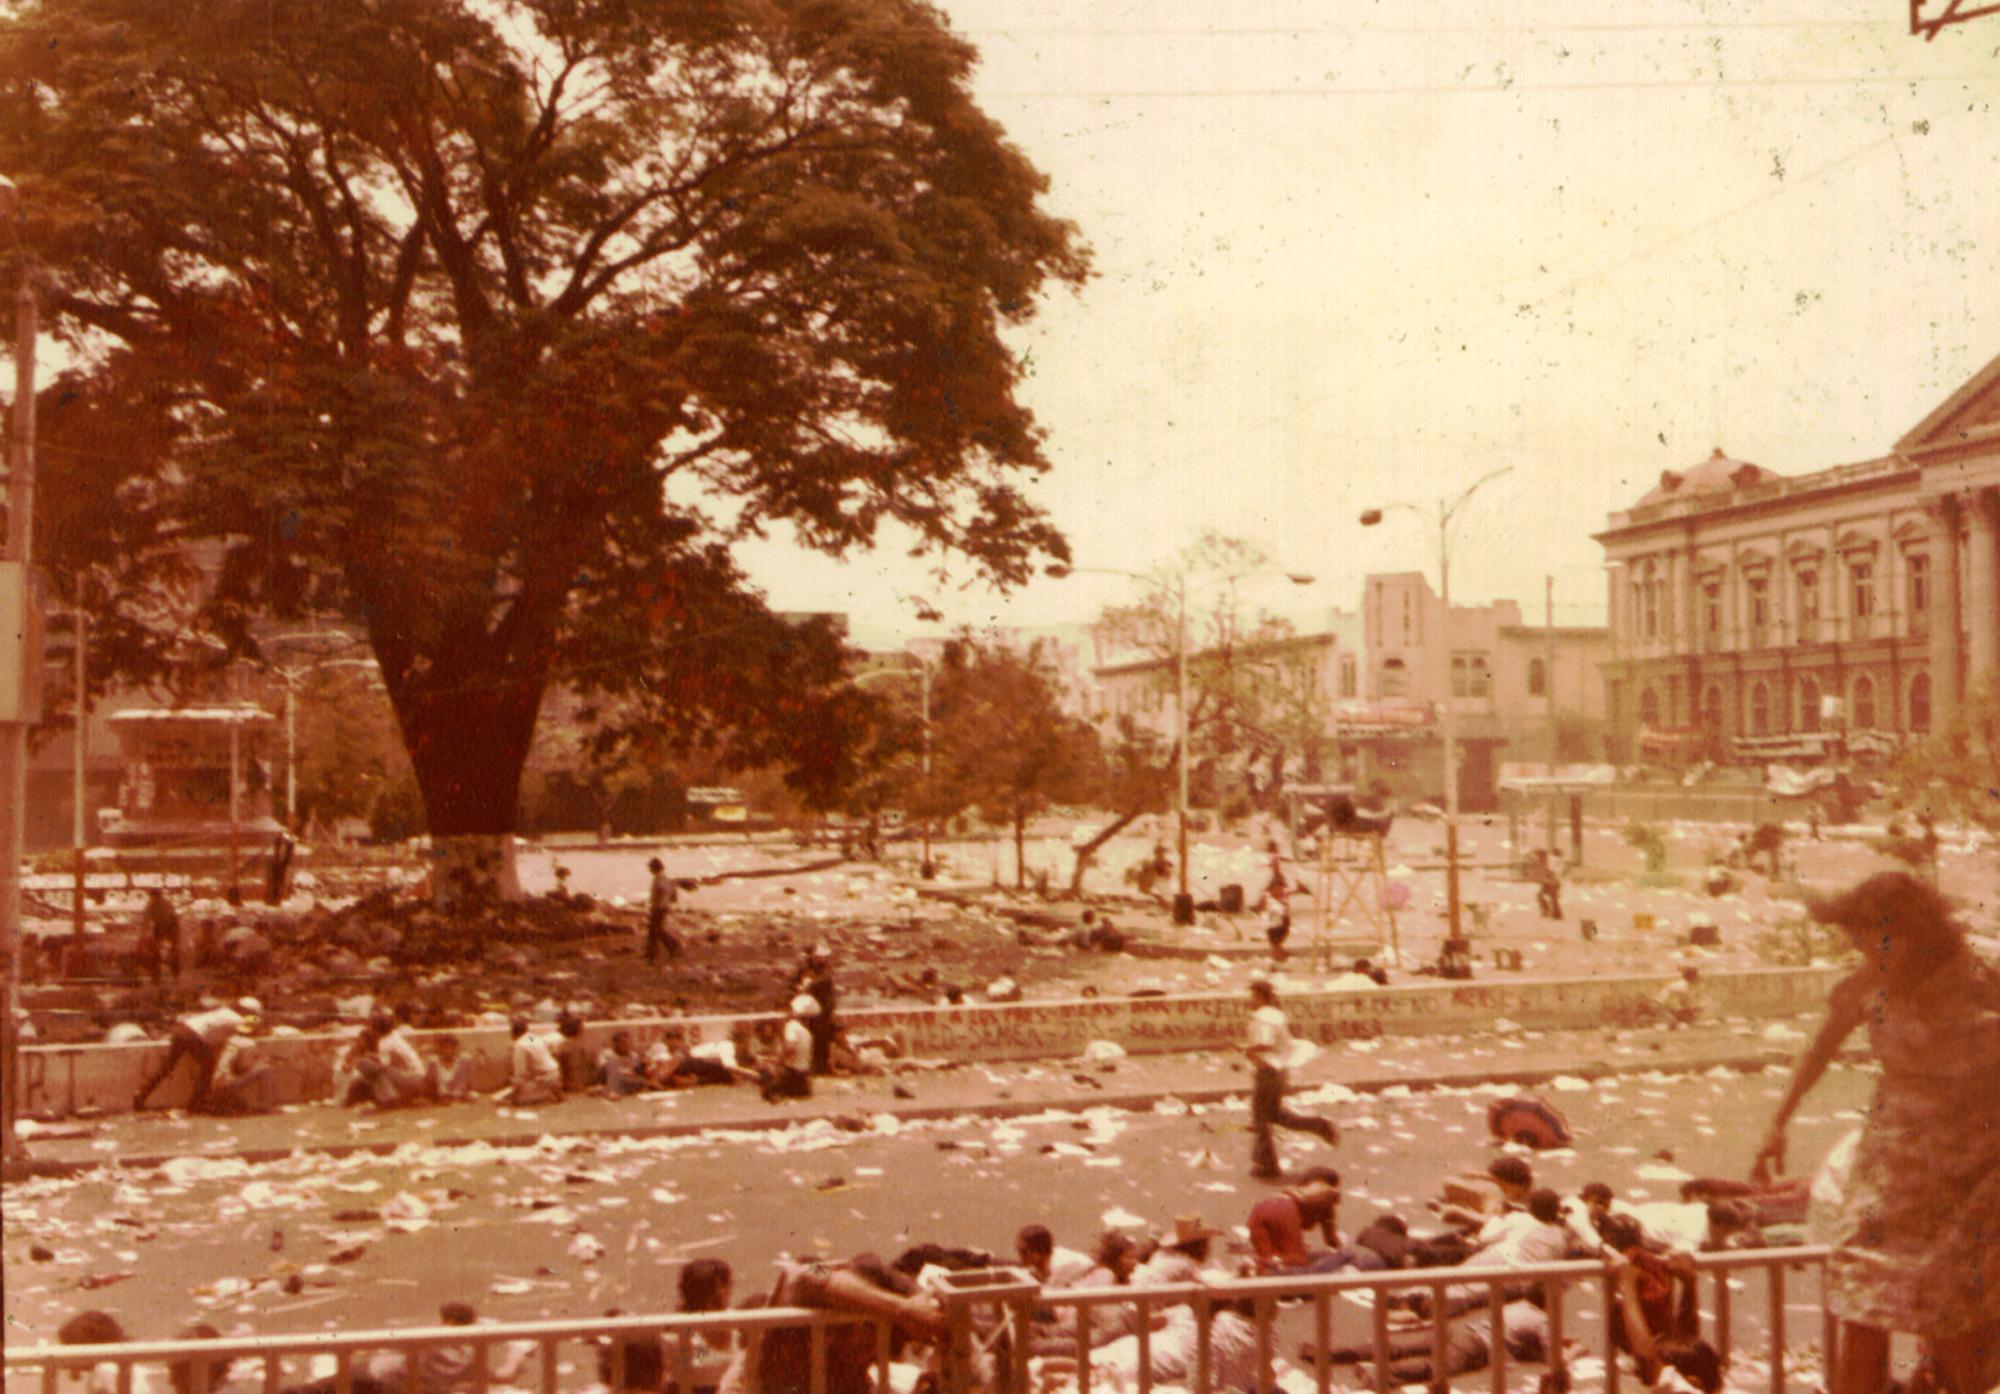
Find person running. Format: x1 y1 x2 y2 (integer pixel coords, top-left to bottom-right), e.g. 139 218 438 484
133 998 257 1112
1243 976 1337 1178
1257 838 1293 961
644 856 681 962
1751 871 2000 1394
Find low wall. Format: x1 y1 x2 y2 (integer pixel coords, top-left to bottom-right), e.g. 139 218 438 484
13 967 1839 1120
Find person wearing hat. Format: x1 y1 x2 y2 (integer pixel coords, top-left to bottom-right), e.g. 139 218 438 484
761 995 817 1102
1135 1217 1223 1284
202 1008 278 1115
1751 871 2000 1394
644 856 681 963
1243 976 1337 1179
133 998 255 1112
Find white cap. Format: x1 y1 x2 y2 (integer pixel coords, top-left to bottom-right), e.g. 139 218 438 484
236 996 263 1014
789 994 820 1018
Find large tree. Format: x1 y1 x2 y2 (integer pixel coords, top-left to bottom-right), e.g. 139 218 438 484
2 0 1086 894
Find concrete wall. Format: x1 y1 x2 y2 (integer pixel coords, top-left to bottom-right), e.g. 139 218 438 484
15 967 1839 1120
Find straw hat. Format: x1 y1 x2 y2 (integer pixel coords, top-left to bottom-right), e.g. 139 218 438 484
1162 1215 1224 1248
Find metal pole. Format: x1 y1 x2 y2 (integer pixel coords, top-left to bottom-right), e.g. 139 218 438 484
1440 506 1463 944
70 601 85 943
1175 577 1190 903
919 661 933 877
284 674 297 830
227 669 242 899
3 269 39 1163
1545 574 1557 851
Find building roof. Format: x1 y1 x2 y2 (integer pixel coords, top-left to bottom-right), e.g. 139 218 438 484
1632 449 1780 508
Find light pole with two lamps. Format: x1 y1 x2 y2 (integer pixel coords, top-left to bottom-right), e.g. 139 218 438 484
1359 466 1512 948
1053 563 1314 924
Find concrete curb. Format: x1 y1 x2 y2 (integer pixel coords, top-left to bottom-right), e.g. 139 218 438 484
1 1043 1850 1183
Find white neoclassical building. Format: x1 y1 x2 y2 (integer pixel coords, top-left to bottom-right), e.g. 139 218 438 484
1596 349 2000 763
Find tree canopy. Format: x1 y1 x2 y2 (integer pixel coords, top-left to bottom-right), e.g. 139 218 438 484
1 0 1087 875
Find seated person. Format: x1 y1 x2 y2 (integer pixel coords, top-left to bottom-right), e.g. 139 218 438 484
201 1029 278 1115
553 1013 594 1094
426 1035 474 1103
506 1018 563 1106
358 1303 532 1393
596 1030 650 1097
354 1011 429 1108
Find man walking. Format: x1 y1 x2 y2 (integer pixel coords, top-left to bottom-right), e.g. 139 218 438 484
1244 976 1337 1178
644 856 680 962
144 889 182 983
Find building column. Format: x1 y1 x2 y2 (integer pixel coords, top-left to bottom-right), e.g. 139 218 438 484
1968 489 2000 696
1928 495 1964 725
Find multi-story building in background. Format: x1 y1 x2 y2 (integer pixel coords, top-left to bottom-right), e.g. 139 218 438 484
1594 347 2000 766
1088 583 1608 811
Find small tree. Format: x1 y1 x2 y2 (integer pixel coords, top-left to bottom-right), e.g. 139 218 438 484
1068 718 1171 894
1889 679 2000 835
931 639 1097 890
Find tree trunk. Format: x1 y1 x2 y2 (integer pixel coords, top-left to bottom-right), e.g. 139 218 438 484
391 666 544 906
1014 808 1027 890
1069 807 1144 895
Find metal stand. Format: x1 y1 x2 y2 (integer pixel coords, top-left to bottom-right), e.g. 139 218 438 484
1313 831 1400 969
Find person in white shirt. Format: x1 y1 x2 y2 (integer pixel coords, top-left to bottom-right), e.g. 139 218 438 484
202 1030 277 1115
1014 1224 1097 1291
506 1017 562 1105
355 1011 429 1107
1244 976 1337 1178
760 995 816 1101
133 999 255 1112
1630 1199 1757 1254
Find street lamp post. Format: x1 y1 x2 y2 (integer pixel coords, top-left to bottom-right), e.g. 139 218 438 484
1055 562 1314 925
1361 466 1512 948
1 174 37 1165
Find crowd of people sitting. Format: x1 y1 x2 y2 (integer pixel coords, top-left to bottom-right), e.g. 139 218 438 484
129 946 874 1117
50 1148 1769 1394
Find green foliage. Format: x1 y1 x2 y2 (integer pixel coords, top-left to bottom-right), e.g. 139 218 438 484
1623 819 1669 873
1889 678 2000 833
5 0 1088 841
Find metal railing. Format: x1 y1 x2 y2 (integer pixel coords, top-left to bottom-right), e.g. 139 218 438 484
3 1248 1831 1394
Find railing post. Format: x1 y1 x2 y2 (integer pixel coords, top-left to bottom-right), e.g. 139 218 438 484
1488 1284 1507 1394
1312 1291 1333 1394
1716 1267 1734 1361
1767 1265 1787 1394
1601 1270 1621 1394
1194 1292 1213 1394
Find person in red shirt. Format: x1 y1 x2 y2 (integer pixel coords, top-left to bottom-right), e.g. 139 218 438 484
1246 1168 1343 1274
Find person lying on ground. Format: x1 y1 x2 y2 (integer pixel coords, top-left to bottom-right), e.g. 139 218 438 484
353 1303 533 1394
1302 1298 1574 1387
506 1017 562 1107
1029 1231 1144 1356
1313 1213 1412 1273
1395 1188 1575 1317
1628 1198 1761 1254
645 1026 761 1090
1040 1294 1268 1394
717 1255 946 1394
1678 1175 1810 1228
1015 1224 1096 1292
1245 1168 1345 1275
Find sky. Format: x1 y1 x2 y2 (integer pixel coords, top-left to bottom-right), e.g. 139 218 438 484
732 0 2000 650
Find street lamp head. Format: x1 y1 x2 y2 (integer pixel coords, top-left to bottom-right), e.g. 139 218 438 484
1358 509 1384 527
1045 563 1072 580
1285 573 1315 586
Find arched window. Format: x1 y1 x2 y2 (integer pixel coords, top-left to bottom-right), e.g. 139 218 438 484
1639 687 1661 729
1750 682 1770 736
1853 675 1876 731
1528 658 1547 697
1380 657 1407 697
1702 683 1725 734
1910 672 1932 734
1799 679 1822 732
